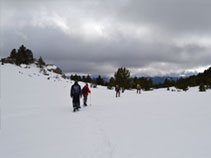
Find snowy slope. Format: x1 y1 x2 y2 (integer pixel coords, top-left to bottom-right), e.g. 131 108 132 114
0 63 211 158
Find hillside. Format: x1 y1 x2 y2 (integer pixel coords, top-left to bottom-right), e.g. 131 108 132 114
0 63 211 158
0 64 211 158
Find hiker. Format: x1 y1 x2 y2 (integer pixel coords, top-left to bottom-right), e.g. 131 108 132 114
137 84 141 94
70 81 82 112
82 83 91 106
115 85 120 97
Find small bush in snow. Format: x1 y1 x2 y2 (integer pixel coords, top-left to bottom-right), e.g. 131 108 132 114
107 85 113 90
199 83 206 92
91 83 97 88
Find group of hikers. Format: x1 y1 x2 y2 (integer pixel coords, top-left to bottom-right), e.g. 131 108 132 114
70 81 91 112
115 84 141 97
70 81 141 112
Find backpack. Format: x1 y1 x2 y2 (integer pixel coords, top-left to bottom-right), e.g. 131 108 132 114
72 85 80 94
82 87 88 94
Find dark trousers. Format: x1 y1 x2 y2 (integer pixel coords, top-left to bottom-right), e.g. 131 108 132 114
73 102 80 111
116 91 120 97
83 96 88 106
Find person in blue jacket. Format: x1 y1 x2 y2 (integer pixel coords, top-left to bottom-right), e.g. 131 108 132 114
70 81 82 112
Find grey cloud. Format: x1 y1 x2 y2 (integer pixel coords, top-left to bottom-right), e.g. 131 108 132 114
3 0 211 32
1 0 211 76
114 0 211 33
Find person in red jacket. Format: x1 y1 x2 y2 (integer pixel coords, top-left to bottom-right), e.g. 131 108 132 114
115 85 120 97
82 83 91 106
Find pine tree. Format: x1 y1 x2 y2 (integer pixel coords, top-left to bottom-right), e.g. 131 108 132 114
96 75 104 85
107 77 115 89
25 49 34 64
82 76 86 82
38 56 46 68
15 45 34 65
15 50 22 65
114 67 130 90
10 49 17 59
199 83 206 92
208 79 211 89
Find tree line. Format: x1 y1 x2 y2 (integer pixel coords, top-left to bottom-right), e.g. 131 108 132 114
71 67 211 92
70 67 153 91
155 68 211 91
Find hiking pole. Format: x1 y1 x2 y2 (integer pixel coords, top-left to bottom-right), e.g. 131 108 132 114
89 93 92 106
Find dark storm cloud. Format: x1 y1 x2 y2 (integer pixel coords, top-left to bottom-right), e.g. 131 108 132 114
1 0 211 76
116 0 211 33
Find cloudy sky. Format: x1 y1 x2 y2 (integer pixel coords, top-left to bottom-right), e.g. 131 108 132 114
1 0 211 76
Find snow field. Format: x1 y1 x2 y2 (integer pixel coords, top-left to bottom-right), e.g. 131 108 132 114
0 63 211 158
